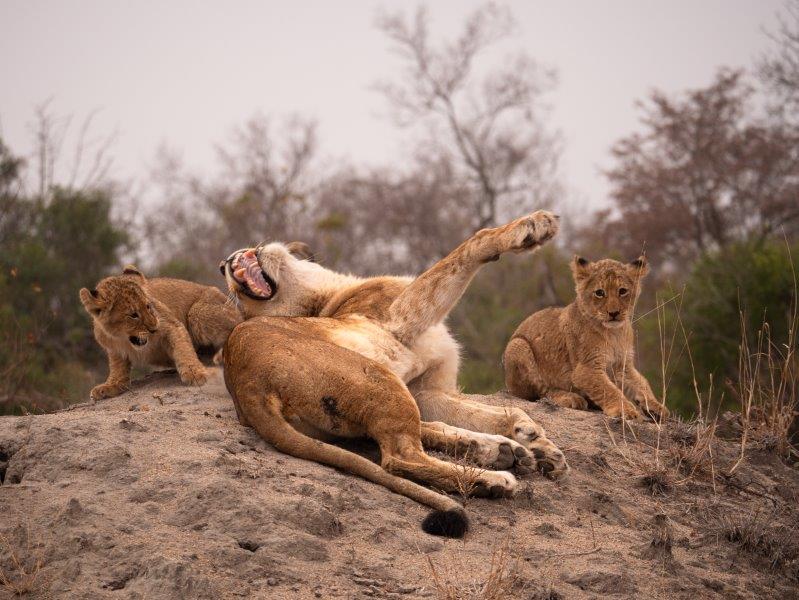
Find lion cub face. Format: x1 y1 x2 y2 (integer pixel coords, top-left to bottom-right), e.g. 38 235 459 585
79 266 159 347
571 256 650 328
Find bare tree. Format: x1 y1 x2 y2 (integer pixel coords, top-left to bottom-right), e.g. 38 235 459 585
27 101 117 199
375 4 561 229
147 115 318 282
590 69 799 269
760 0 799 121
311 152 473 275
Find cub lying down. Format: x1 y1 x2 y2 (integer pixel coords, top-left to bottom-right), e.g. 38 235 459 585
221 211 568 536
504 255 668 420
79 266 242 401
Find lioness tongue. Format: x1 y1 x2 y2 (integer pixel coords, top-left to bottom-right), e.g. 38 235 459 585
236 252 271 297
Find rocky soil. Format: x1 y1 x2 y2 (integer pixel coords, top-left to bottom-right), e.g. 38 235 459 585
1 368 797 599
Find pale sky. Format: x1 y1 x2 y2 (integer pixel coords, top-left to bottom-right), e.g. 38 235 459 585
0 0 785 209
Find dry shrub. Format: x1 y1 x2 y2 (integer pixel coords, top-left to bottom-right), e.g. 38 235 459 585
714 510 799 574
729 275 799 468
0 525 45 597
426 541 520 600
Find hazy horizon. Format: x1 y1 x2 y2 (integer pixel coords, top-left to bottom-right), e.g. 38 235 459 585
0 0 786 210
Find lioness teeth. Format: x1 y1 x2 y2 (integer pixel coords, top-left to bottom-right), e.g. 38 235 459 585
234 268 246 279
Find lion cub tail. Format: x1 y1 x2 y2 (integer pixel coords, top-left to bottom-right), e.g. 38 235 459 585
243 393 469 538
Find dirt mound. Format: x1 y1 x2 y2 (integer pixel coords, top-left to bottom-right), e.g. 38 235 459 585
1 368 797 599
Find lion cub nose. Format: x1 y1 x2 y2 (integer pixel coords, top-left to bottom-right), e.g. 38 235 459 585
608 310 620 319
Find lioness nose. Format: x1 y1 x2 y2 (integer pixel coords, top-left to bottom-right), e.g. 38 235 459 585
609 311 620 319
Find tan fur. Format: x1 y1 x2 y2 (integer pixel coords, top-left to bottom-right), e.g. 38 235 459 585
223 318 517 533
503 256 669 420
220 211 569 517
80 266 242 401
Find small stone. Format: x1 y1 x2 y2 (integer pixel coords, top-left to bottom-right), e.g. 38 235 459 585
266 578 278 587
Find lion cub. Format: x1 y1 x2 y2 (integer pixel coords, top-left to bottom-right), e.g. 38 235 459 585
80 266 242 401
503 256 668 420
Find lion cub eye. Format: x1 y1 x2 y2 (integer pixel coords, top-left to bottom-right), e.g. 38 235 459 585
619 288 629 297
593 289 606 298
129 312 139 319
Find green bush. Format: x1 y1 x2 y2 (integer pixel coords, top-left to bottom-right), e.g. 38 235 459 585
0 183 129 414
638 241 798 416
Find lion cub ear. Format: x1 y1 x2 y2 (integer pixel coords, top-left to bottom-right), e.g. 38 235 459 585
571 255 591 281
122 265 146 280
79 288 105 316
286 241 316 263
628 256 650 278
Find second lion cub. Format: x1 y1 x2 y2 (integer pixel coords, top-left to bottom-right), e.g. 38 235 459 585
503 256 668 420
80 266 242 401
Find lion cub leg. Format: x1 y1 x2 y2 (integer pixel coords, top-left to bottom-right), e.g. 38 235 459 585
388 211 559 345
547 390 589 410
614 365 669 420
90 352 131 401
573 364 640 419
163 319 207 386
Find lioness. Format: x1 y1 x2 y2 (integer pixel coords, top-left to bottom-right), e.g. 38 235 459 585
220 212 568 535
80 266 242 401
503 256 668 420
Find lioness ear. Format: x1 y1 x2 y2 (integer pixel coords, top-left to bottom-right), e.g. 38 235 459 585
628 255 650 278
571 255 591 281
122 265 145 280
79 288 104 316
286 241 316 263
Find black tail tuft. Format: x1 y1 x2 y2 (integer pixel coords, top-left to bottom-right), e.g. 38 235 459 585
421 508 469 538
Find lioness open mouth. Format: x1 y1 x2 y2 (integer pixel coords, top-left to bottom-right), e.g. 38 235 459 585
230 250 276 301
129 335 147 346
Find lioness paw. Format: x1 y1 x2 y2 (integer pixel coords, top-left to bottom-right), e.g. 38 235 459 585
470 435 534 474
512 422 569 479
507 210 559 253
179 363 207 386
90 383 125 402
471 470 518 499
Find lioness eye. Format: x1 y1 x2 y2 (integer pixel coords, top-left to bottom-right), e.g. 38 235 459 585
130 312 139 319
594 289 605 298
619 288 629 296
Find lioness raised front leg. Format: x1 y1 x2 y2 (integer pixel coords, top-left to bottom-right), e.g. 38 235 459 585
387 211 559 346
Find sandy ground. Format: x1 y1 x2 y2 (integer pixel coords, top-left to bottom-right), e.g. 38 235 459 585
1 368 797 599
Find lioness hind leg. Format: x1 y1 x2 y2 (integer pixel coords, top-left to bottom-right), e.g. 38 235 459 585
380 432 517 499
414 389 569 478
232 388 469 537
420 421 534 474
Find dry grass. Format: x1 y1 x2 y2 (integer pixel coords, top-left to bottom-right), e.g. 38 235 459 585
450 450 486 504
728 263 799 468
426 541 520 600
713 509 799 573
0 525 45 597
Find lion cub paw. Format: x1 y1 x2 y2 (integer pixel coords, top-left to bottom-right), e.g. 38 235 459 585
603 401 641 420
90 383 126 402
641 399 670 421
178 363 208 386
